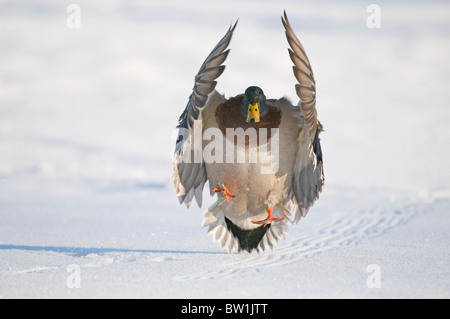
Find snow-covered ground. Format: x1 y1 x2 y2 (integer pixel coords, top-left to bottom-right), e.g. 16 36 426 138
0 0 449 298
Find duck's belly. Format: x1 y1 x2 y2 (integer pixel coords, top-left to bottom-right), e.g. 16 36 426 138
204 134 296 221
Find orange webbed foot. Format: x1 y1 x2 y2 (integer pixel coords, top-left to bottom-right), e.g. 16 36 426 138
213 185 236 202
251 205 286 227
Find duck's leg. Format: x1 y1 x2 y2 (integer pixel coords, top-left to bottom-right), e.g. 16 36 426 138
251 205 286 227
213 185 236 202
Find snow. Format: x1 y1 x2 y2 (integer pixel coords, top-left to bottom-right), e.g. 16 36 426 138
0 0 449 299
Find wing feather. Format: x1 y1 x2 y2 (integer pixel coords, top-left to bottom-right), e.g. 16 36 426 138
282 11 324 221
282 11 317 140
177 21 238 132
174 21 237 208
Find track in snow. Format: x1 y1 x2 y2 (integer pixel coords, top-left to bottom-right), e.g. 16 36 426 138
173 202 428 281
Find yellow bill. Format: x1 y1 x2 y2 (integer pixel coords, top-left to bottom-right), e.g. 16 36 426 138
246 103 260 123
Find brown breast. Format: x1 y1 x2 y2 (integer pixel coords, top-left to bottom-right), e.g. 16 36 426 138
215 95 282 147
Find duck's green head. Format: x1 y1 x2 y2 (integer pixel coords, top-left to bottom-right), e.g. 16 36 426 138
241 86 268 123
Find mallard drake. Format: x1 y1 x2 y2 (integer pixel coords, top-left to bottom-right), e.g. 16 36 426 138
173 11 324 253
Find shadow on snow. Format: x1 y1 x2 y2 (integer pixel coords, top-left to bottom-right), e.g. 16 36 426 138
0 244 225 257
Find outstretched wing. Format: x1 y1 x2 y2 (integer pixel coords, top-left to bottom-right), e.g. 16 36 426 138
174 21 237 208
176 21 238 134
282 11 324 222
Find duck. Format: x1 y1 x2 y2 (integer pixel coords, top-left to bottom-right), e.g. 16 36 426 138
173 11 324 253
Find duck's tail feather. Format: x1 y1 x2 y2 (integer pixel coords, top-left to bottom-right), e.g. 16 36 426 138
202 201 289 253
